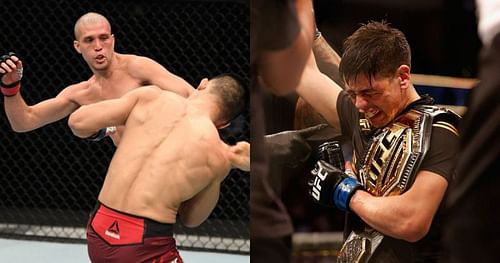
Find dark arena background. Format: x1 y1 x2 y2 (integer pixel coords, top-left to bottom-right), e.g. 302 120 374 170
0 0 249 255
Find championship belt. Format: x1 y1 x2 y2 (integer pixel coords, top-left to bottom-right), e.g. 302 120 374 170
338 106 458 263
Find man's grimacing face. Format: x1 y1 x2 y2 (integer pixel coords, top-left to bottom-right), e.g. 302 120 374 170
345 68 410 128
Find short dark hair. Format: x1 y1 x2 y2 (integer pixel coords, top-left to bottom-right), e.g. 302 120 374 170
209 73 247 123
339 21 411 85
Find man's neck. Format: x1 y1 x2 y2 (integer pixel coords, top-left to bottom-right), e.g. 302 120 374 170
187 98 219 124
402 85 421 110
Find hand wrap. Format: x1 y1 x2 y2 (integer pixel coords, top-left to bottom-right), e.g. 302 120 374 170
1 52 23 96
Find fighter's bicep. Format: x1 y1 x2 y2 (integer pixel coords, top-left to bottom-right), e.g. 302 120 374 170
297 65 342 127
400 170 448 227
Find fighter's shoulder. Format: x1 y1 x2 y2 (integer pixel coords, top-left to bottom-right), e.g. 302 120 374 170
120 54 166 80
57 80 91 98
121 54 160 69
417 105 461 136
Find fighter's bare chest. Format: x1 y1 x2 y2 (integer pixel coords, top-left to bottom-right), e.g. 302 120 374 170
77 77 144 104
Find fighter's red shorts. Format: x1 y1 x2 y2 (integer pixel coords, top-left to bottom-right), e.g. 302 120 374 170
87 202 183 263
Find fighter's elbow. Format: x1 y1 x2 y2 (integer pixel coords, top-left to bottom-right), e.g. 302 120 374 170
178 214 202 228
398 219 431 242
67 113 88 138
10 124 31 133
181 220 202 228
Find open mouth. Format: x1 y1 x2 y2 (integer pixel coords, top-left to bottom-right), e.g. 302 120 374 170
364 109 380 120
96 54 105 63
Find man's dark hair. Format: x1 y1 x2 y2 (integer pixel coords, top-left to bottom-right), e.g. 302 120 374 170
339 21 411 85
209 73 247 123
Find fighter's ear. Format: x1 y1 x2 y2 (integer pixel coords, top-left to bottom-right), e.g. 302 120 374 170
110 34 115 49
74 40 82 54
197 78 209 90
397 65 410 88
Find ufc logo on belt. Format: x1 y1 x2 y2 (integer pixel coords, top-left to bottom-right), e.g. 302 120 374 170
312 167 327 201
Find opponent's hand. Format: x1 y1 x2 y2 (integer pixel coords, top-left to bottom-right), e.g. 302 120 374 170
0 52 23 96
264 124 328 166
308 160 362 211
227 141 250 172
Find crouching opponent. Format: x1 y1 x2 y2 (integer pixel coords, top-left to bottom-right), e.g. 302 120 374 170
68 74 248 263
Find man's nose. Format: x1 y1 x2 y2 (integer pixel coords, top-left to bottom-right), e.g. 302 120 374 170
354 95 369 112
94 40 103 50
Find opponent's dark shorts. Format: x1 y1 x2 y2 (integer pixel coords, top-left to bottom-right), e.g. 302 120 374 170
87 202 183 263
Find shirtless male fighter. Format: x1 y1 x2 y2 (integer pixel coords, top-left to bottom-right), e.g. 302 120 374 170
68 74 248 262
0 12 193 145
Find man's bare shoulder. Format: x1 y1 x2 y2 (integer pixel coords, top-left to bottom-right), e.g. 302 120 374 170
57 80 91 98
119 54 164 80
192 117 221 143
120 54 157 69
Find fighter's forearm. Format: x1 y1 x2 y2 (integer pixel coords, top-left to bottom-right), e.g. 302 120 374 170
68 108 101 138
154 75 195 98
349 171 447 242
4 94 74 132
168 76 195 97
4 94 36 132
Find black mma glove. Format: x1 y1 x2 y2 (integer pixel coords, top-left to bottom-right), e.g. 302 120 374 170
0 52 23 96
264 124 328 166
308 160 362 211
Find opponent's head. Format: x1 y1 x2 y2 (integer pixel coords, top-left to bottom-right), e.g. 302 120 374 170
73 12 115 71
196 74 247 128
339 21 414 128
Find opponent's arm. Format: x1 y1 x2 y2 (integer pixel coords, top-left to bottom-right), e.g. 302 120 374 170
131 56 194 97
68 87 146 138
1 53 80 132
178 180 221 228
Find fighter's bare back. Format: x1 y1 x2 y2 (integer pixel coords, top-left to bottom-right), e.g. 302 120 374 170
97 88 231 224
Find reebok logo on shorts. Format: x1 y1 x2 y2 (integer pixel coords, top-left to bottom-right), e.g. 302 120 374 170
105 220 120 239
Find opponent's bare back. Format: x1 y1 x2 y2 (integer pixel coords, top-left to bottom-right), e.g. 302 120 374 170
97 87 231 223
